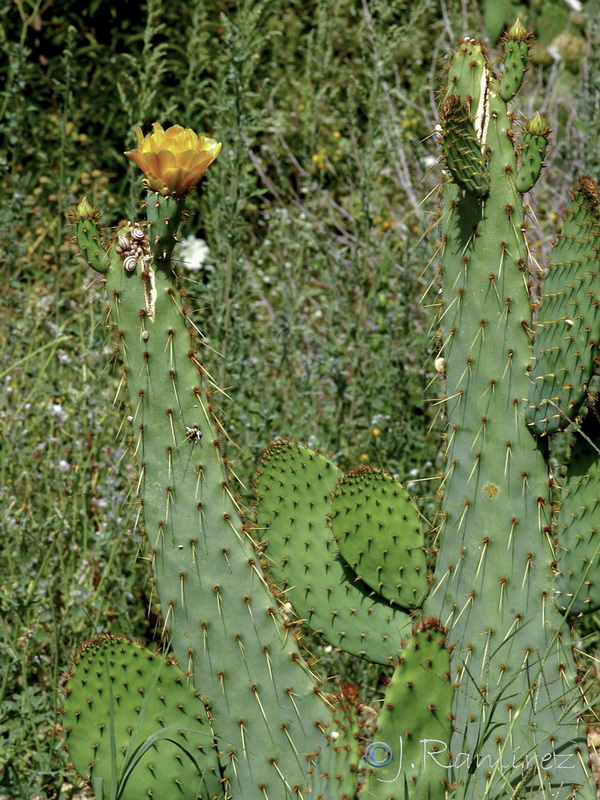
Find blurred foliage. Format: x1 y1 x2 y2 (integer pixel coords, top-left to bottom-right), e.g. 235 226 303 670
0 0 598 795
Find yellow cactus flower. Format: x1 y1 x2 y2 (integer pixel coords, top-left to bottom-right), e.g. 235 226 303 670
125 123 222 197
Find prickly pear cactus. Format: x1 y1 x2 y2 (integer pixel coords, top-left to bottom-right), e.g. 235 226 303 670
254 440 419 665
556 407 600 615
525 177 600 434
65 25 599 800
330 466 428 611
363 619 453 800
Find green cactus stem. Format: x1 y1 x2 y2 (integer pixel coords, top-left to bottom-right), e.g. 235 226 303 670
421 34 593 798
67 198 110 274
330 466 429 611
439 95 490 198
499 19 533 102
60 634 222 800
310 685 364 800
362 619 453 800
145 192 185 262
71 196 329 800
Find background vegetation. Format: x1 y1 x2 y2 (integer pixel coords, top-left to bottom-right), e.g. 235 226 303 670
1 0 598 796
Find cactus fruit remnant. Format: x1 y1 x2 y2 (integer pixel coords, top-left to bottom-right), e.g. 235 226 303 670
64 23 598 800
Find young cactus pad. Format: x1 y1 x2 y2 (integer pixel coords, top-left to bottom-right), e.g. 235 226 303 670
310 685 364 800
60 634 222 800
254 440 414 665
330 466 429 610
362 619 453 800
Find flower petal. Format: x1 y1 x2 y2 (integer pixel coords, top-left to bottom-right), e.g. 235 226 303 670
125 123 221 196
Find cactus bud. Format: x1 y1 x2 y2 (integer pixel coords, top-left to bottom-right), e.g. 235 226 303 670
499 20 533 102
516 113 551 193
66 196 101 224
68 197 109 273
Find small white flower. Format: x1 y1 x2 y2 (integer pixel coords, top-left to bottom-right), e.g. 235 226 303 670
50 403 68 422
177 236 211 272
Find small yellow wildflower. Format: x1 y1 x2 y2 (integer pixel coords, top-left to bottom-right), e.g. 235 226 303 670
372 427 382 438
125 123 222 198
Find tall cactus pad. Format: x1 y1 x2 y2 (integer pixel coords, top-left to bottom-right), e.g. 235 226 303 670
59 634 221 799
362 619 453 800
556 410 600 614
254 440 412 665
526 176 600 434
439 95 490 198
423 33 593 798
499 19 532 101
330 466 428 610
73 208 329 800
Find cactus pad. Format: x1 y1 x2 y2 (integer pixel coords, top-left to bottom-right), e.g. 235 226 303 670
310 685 364 800
67 199 110 274
516 113 551 193
556 409 600 614
499 20 532 102
439 95 490 198
362 619 453 800
60 634 221 799
254 440 413 665
146 192 184 261
526 176 600 434
330 466 429 610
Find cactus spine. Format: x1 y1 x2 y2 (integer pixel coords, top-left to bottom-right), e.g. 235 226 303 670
64 24 599 800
